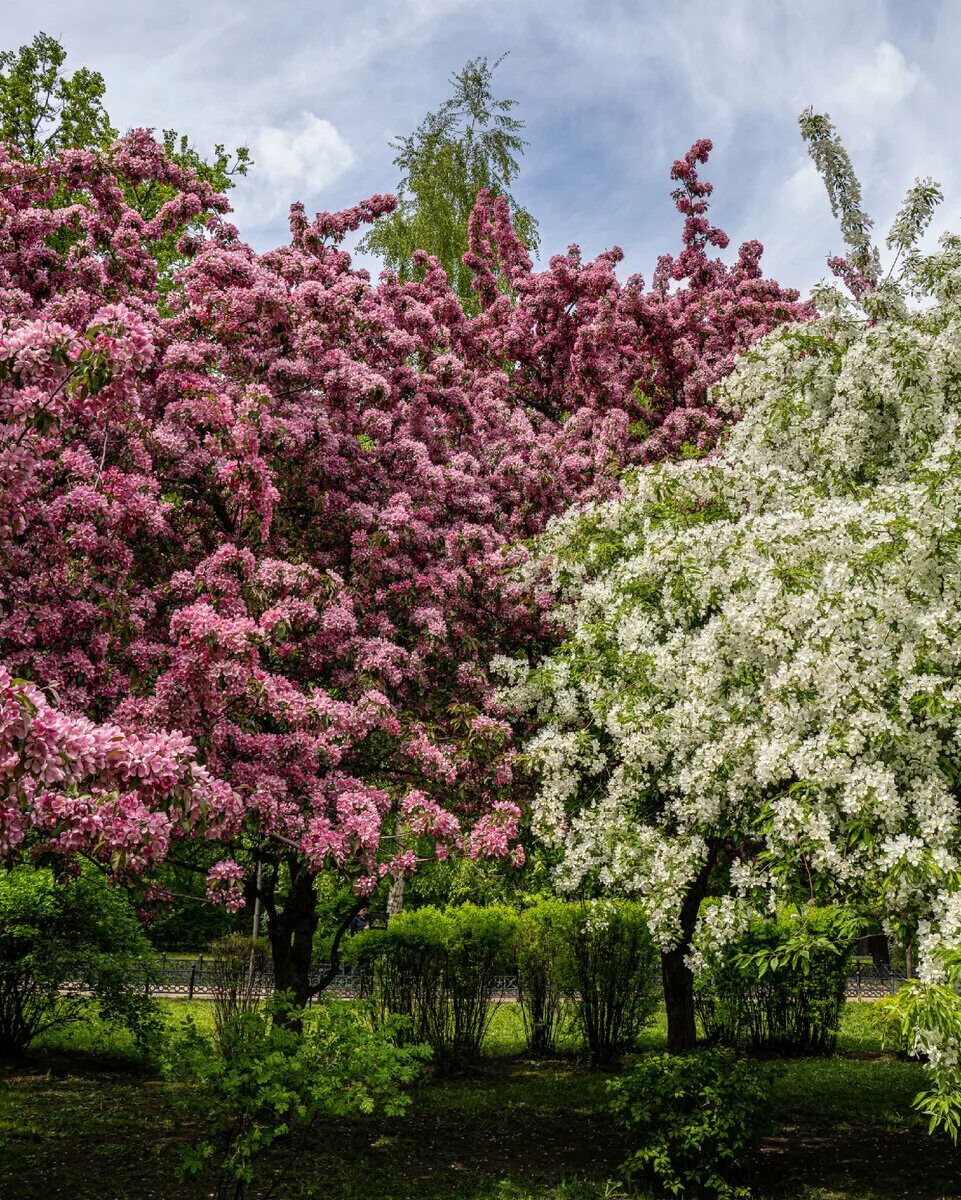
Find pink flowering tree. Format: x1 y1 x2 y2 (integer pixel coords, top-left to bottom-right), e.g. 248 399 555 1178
0 130 808 1005
0 666 238 870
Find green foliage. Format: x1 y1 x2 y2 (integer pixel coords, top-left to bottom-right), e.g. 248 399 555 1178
163 997 427 1199
800 106 944 307
207 933 271 1057
143 851 239 950
404 853 523 908
874 946 961 1142
695 908 856 1054
870 991 913 1057
0 31 250 289
608 1051 770 1200
0 31 115 158
348 904 517 1060
514 899 571 1056
358 53 538 312
133 127 250 287
0 863 160 1057
560 900 661 1066
798 106 879 281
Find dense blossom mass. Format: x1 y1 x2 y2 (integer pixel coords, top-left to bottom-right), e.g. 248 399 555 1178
502 218 961 1098
0 129 806 999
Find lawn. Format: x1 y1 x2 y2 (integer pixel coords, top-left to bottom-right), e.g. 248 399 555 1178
0 1001 958 1200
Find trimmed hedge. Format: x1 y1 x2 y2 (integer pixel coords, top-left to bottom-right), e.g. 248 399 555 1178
514 898 569 1056
345 904 516 1060
559 900 661 1065
349 898 661 1063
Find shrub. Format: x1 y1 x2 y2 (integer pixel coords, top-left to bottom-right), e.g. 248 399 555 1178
164 997 427 1200
870 992 913 1057
347 904 516 1060
560 900 660 1065
608 1051 770 1200
695 907 855 1054
208 933 271 1056
346 906 446 1046
514 898 570 1056
444 904 518 1054
0 863 160 1058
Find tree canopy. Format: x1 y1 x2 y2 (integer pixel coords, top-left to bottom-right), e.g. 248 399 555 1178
0 118 804 1005
0 31 250 284
502 116 961 1103
357 54 539 311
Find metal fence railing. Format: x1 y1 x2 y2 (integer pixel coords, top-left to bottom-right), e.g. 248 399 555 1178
61 957 905 1002
136 959 524 1001
847 962 906 1000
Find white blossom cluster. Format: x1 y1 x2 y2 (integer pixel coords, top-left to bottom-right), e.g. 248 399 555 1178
501 237 961 985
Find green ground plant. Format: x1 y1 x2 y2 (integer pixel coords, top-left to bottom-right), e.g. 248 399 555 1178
609 1051 770 1199
162 997 428 1200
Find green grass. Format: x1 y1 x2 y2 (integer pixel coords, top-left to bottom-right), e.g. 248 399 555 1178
1 1001 959 1200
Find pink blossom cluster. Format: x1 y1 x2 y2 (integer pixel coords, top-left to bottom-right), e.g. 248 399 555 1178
468 800 525 866
205 859 246 912
0 664 230 869
0 128 809 906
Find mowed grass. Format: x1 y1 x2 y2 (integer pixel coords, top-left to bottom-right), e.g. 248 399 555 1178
1 1001 959 1200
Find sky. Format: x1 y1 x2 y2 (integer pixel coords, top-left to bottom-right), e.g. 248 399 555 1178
3 0 959 295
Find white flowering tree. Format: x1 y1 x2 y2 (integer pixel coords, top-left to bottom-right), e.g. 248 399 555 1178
499 112 961 1132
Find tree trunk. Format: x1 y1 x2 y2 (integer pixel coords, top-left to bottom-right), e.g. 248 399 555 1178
386 872 406 918
661 848 720 1054
661 942 698 1053
267 859 318 1012
386 821 408 917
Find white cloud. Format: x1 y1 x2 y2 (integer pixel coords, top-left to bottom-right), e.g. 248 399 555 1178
3 0 961 290
833 40 921 115
780 159 825 216
229 112 356 229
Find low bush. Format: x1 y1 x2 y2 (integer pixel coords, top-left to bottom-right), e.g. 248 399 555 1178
514 898 570 1056
0 863 160 1058
561 899 660 1065
444 904 518 1054
207 933 271 1056
608 1050 770 1200
346 904 517 1060
696 907 855 1054
164 997 427 1200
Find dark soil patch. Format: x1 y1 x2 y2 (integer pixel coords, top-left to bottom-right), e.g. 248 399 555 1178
755 1124 961 1198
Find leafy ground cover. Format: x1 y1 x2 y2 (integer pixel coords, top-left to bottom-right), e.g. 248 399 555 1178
0 1002 957 1199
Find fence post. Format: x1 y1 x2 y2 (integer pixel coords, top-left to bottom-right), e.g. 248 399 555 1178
856 964 862 1002
188 964 196 1001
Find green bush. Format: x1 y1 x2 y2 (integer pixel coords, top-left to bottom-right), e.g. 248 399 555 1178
608 1050 770 1200
560 899 660 1065
164 997 427 1200
0 863 160 1057
514 898 570 1056
207 933 271 1056
444 903 518 1053
347 904 516 1060
695 907 855 1054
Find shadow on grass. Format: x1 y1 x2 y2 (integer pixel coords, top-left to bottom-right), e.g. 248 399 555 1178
1 1001 958 1200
